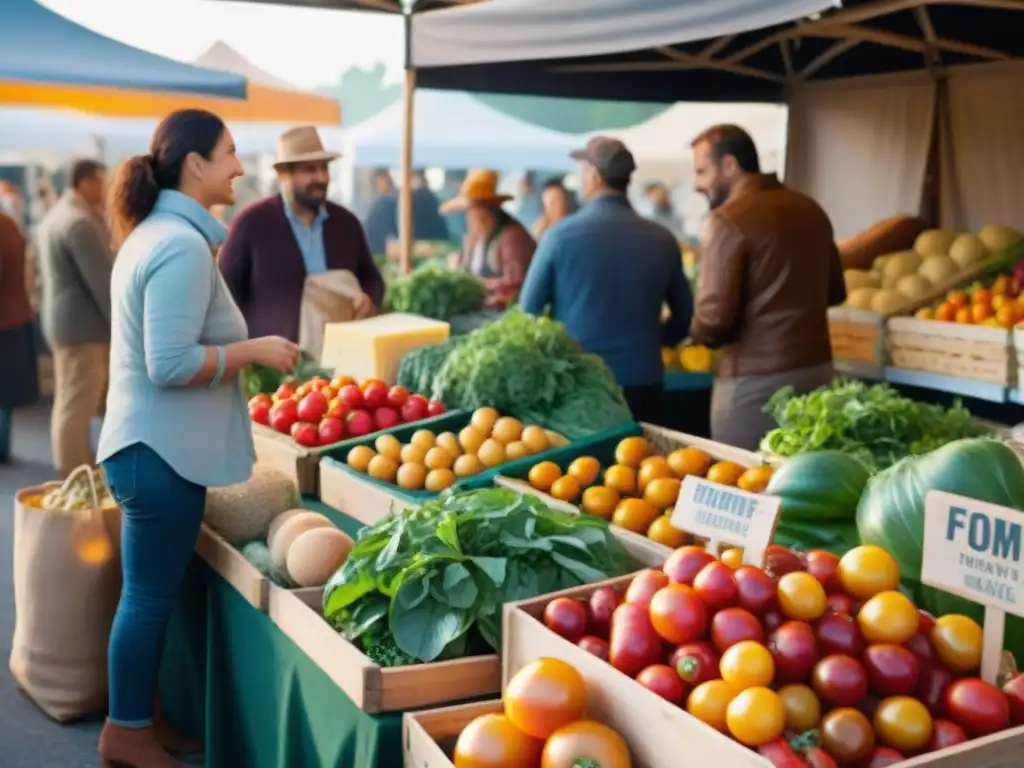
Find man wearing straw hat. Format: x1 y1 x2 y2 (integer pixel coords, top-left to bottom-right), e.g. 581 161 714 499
219 126 385 343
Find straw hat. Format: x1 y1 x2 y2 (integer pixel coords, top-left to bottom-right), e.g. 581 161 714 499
273 126 340 170
439 170 513 213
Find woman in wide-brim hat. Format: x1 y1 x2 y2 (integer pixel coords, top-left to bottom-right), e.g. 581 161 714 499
442 170 536 308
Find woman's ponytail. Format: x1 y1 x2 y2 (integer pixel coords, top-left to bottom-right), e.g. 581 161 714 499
108 154 159 246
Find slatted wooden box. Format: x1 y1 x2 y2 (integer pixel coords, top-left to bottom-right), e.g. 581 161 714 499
829 306 887 367
889 317 1015 386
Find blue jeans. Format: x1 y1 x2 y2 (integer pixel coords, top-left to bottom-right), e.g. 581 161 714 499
0 407 11 461
101 443 206 727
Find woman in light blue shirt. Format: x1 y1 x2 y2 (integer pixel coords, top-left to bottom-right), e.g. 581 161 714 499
97 110 299 768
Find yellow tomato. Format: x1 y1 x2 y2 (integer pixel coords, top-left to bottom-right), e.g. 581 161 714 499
726 687 786 747
687 680 737 733
720 641 775 690
858 591 919 645
838 545 900 599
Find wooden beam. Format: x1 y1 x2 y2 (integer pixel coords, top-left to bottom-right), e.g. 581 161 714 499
913 5 942 66
798 40 859 81
779 39 795 81
821 23 1010 60
551 58 786 83
701 35 736 60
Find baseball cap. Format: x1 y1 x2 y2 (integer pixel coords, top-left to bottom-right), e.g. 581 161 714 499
570 136 637 181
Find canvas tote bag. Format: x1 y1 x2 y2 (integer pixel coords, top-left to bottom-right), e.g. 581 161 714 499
298 269 364 361
10 465 122 721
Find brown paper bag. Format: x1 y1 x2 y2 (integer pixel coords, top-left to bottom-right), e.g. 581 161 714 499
298 269 364 361
9 466 122 721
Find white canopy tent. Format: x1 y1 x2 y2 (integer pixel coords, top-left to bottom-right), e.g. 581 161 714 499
0 107 124 160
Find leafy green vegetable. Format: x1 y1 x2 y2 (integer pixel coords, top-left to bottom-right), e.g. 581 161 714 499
760 379 989 472
323 488 632 664
243 352 332 398
384 265 485 321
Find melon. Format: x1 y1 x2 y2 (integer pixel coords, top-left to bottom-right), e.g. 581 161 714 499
286 527 354 588
846 287 878 310
871 254 891 276
948 234 987 269
241 541 292 586
977 224 1022 253
894 274 932 302
917 255 958 285
880 251 921 287
204 464 300 543
269 512 333 571
268 508 305 550
914 229 959 257
844 269 878 292
871 288 907 315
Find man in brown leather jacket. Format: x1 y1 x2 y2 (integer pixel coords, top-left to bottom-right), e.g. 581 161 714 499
690 124 845 450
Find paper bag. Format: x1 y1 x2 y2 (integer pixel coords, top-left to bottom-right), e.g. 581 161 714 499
298 269 364 360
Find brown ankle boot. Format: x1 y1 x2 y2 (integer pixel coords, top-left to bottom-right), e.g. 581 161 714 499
152 699 204 756
98 720 182 768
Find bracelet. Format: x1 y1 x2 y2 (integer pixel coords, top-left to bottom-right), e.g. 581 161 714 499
210 346 226 388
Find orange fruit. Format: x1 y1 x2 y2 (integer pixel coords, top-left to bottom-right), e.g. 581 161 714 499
614 437 649 468
706 461 746 487
947 290 967 309
644 476 682 509
637 459 672 493
971 302 992 324
504 658 587 739
915 307 934 320
934 302 956 322
993 276 1010 296
737 465 774 493
647 515 687 548
667 447 714 478
603 464 637 496
971 288 992 307
567 456 601 487
954 306 973 324
550 475 582 503
992 294 1010 311
528 461 562 492
997 306 1016 328
581 486 620 518
612 498 661 534
721 547 744 569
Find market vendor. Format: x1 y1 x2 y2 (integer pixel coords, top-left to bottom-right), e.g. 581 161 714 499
442 169 536 307
218 126 385 343
689 124 845 450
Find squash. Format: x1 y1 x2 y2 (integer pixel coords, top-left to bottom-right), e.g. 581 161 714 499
837 215 927 271
917 255 958 285
844 269 878 293
870 288 907 315
203 464 300 543
914 229 959 257
895 274 933 302
286 527 354 587
880 251 922 287
977 224 1022 253
948 234 987 269
846 287 878 310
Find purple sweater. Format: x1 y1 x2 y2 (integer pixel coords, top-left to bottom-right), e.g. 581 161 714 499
218 196 385 342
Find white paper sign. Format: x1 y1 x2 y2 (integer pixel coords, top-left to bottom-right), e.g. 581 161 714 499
669 475 781 565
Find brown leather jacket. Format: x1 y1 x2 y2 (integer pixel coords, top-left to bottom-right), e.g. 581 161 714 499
459 216 536 307
0 212 32 332
691 174 845 378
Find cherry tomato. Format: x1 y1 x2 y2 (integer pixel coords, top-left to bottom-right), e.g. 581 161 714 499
777 571 828 621
734 565 778 614
827 593 858 615
927 719 968 752
857 693 882 723
762 606 784 633
609 603 662 678
915 664 953 717
819 708 875 765
768 620 819 683
757 739 805 768
540 720 631 768
764 545 806 579
812 654 869 707
687 679 737 733
931 614 983 672
624 568 669 609
874 695 933 753
863 644 920 696
837 545 900 599
778 683 821 732
720 641 775 690
453 713 542 768
1003 673 1024 725
504 658 587 739
858 591 919 645
944 678 1011 737
903 631 937 669
720 547 744 569
543 598 589 643
577 635 609 662
693 561 739 610
636 664 687 705
649 584 707 644
587 586 620 638
711 607 765 653
859 746 905 767
726 687 786 746
816 613 865 657
670 641 719 687
663 545 716 586
916 609 937 636
806 550 843 594
802 746 838 768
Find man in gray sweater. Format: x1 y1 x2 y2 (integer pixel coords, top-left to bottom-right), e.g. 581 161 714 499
38 159 112 476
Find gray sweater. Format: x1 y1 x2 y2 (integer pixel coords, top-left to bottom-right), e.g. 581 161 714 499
37 192 113 347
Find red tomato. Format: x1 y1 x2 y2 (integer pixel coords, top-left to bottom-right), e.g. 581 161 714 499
359 377 385 391
329 375 355 391
273 383 296 401
609 603 662 677
806 550 842 594
859 746 905 767
249 393 272 409
816 612 865 657
401 397 428 423
734 565 778 614
345 409 374 437
427 400 447 416
812 655 869 707
373 406 401 430
944 678 1010 737
915 664 953 717
338 384 364 409
768 621 819 683
587 586 620 638
927 719 968 751
385 385 409 410
663 546 716 586
325 397 348 420
669 641 719 686
802 746 839 768
361 381 388 409
249 403 270 426
827 593 858 616
1003 673 1024 725
636 664 687 705
543 598 589 643
757 739 805 768
624 568 670 609
291 421 319 447
903 632 937 669
318 416 344 445
764 545 806 579
269 398 298 434
819 708 875 765
916 609 937 636
297 391 328 422
693 561 738 611
710 607 765 654
577 635 610 662
762 606 784 633
863 645 920 696
649 584 708 644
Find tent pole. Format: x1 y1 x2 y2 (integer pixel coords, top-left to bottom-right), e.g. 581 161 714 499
399 8 416 276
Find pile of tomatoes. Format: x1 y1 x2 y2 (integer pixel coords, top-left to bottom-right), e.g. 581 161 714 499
453 657 632 768
538 543 1024 767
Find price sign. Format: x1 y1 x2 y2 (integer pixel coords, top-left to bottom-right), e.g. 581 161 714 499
921 490 1024 683
669 475 781 566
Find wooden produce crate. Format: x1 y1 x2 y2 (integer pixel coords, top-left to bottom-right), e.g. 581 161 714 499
404 700 504 768
1013 327 1024 387
829 306 887 369
889 317 1015 386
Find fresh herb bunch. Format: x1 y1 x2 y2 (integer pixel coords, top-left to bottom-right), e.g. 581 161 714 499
760 378 989 472
384 265 485 321
323 488 632 665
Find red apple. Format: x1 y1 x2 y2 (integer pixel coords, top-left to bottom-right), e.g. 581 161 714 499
339 384 364 409
363 381 389 410
426 400 447 417
401 396 428 423
269 399 298 434
318 416 344 445
346 409 374 437
387 385 409 410
297 391 328 423
291 421 320 447
374 406 400 430
249 403 270 426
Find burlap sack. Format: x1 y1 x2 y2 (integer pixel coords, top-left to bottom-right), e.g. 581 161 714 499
9 466 122 721
298 269 363 360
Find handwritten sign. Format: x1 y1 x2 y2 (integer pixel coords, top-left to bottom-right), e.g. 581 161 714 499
922 490 1024 683
670 475 781 566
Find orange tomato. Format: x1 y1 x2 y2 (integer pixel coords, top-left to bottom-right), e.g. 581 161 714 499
992 275 1010 296
720 641 775 690
643 476 682 509
453 713 542 768
614 437 649 468
637 459 672 494
947 290 968 309
603 465 637 496
541 721 632 768
567 456 601 487
955 306 973 324
992 293 1010 311
647 515 688 548
359 377 386 391
581 486 619 519
971 288 992 307
934 302 957 322
687 680 737 732
667 447 714 478
737 465 774 493
528 461 562 492
971 303 992 324
997 306 1016 329
612 498 661 533
549 475 582 503
504 658 587 739
707 460 746 486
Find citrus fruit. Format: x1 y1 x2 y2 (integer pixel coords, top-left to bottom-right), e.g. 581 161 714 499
615 437 649 468
347 445 375 472
410 429 436 450
453 453 485 477
567 456 601 487
425 446 455 471
396 462 426 490
367 454 399 483
644 476 682 509
647 515 687 547
528 461 562 491
425 468 456 492
581 486 619 518
470 407 499 435
505 441 531 461
459 425 486 454
550 475 581 503
435 431 462 457
478 439 507 467
612 498 660 533
374 434 402 462
491 417 523 445
400 443 426 465
603 465 636 495
520 425 550 453
707 460 746 486
637 459 672 493
667 447 714 478
737 465 774 493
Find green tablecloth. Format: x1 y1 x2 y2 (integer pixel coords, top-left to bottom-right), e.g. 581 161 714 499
160 501 403 768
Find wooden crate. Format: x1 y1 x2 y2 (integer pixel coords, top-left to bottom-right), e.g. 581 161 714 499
404 701 504 768
319 457 421 527
194 524 270 611
829 306 887 366
1013 327 1024 387
888 317 1015 386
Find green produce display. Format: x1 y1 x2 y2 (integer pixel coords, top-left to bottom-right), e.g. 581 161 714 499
243 352 331 399
396 336 468 398
384 265 485 321
761 378 989 472
766 450 869 556
857 438 1024 658
322 487 631 665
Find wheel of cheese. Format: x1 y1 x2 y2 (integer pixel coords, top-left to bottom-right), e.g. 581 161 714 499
286 528 354 588
269 512 332 571
267 508 305 550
